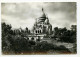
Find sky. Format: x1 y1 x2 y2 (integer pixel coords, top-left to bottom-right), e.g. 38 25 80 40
1 2 76 30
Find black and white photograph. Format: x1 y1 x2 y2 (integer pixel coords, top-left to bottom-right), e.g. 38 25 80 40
1 2 77 55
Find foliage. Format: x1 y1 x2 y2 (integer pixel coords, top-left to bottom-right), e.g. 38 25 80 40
2 22 31 54
52 27 76 43
2 22 75 54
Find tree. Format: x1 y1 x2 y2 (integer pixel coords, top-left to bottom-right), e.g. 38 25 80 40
2 22 12 53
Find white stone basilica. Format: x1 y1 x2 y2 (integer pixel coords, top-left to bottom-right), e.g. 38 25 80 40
28 8 52 41
33 8 52 35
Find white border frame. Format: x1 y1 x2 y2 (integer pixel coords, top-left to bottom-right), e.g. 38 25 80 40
0 0 80 57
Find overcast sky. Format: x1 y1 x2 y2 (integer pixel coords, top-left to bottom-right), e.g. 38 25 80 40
1 2 76 30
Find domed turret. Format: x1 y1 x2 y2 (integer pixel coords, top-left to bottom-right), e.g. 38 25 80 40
45 17 49 24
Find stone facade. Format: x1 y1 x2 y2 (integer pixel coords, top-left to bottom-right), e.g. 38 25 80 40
28 8 52 41
33 8 52 35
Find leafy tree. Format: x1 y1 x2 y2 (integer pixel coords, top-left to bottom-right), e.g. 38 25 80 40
2 22 12 53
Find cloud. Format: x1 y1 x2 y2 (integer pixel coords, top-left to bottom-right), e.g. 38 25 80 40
1 2 76 30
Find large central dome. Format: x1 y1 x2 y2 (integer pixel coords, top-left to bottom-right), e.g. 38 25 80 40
38 8 46 22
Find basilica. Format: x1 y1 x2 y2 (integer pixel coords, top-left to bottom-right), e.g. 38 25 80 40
33 8 52 35
28 8 52 41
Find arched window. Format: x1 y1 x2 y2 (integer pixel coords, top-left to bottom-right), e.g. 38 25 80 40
36 30 37 33
38 30 39 33
40 30 41 33
37 36 40 41
31 37 34 40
